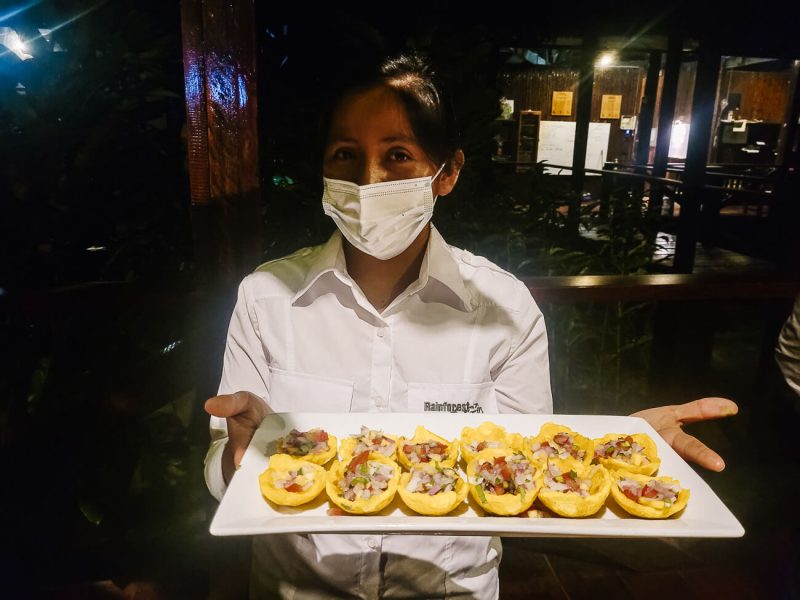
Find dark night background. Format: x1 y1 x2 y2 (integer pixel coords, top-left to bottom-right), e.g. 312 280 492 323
1 0 799 597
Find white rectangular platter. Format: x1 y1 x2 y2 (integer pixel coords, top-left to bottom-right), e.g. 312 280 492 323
209 413 744 538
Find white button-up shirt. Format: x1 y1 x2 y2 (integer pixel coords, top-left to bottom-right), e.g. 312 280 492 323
205 226 553 599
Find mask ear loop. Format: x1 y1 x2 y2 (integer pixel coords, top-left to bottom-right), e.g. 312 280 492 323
431 163 447 202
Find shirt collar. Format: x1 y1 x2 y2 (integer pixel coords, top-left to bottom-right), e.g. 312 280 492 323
291 225 471 311
423 225 471 310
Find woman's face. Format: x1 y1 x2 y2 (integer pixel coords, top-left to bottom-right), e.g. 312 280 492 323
323 85 441 187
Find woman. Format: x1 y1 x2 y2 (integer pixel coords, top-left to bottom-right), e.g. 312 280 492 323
205 53 736 598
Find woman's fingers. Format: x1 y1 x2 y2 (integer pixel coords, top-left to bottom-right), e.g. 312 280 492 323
205 391 270 484
659 426 726 472
205 390 268 422
672 397 738 425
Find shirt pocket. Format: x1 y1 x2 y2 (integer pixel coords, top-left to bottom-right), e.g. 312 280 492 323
407 380 498 414
267 366 354 413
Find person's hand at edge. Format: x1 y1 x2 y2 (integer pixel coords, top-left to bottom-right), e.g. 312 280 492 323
630 397 738 472
205 391 270 484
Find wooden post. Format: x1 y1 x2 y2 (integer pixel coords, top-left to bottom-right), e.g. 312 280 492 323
635 51 661 170
650 34 681 217
180 0 261 292
674 44 720 273
180 3 260 597
570 39 596 233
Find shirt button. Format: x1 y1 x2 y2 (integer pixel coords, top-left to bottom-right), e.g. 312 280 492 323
367 537 378 550
376 327 386 338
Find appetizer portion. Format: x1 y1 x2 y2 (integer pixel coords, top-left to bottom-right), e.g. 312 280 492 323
397 425 459 470
397 463 468 515
275 428 338 465
528 423 595 468
610 471 690 519
339 426 398 462
537 459 611 517
592 433 660 476
467 448 542 516
326 451 400 514
258 454 327 507
460 421 524 464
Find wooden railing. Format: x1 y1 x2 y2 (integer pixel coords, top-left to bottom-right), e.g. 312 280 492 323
523 273 800 303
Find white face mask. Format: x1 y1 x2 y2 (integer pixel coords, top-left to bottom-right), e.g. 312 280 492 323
322 164 446 260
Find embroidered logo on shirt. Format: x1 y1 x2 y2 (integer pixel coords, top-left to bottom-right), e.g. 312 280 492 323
423 401 484 413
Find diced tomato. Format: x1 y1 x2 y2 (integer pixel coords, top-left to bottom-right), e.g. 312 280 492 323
493 485 506 495
500 465 512 480
372 438 382 445
642 484 659 498
476 441 488 451
419 446 428 456
348 451 369 473
403 444 413 454
622 488 640 501
495 456 506 465
554 433 569 445
285 483 303 493
309 430 328 442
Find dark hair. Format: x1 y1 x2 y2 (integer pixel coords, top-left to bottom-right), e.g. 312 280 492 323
318 53 461 169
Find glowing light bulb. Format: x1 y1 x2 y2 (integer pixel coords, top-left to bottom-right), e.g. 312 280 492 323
597 53 615 67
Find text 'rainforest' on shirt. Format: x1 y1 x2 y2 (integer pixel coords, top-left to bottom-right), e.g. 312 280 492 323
424 401 484 413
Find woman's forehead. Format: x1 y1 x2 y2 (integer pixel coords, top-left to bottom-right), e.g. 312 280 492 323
327 86 418 144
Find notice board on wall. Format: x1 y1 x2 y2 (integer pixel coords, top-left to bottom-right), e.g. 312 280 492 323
537 121 611 174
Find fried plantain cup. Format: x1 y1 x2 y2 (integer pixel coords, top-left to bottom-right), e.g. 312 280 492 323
258 454 327 507
397 463 468 515
275 428 338 465
537 458 611 517
610 471 690 519
592 433 660 476
326 451 400 515
460 421 525 465
396 426 459 470
527 422 595 469
339 426 398 462
467 447 543 516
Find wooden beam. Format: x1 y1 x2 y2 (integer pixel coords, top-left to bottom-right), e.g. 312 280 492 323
635 51 661 170
522 273 800 303
569 39 596 232
674 44 720 273
652 34 681 180
180 0 261 290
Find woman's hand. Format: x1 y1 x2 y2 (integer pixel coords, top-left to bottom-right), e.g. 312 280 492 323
631 397 738 472
205 391 270 484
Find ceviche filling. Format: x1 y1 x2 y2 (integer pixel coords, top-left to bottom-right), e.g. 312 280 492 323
277 428 330 456
594 436 648 463
337 451 394 501
405 466 460 495
274 468 315 493
351 426 396 457
544 463 594 497
468 440 502 453
402 441 449 464
471 454 536 501
532 432 586 461
617 478 681 506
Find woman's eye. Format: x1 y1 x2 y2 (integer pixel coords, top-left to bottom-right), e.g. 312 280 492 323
389 150 411 162
332 148 354 160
